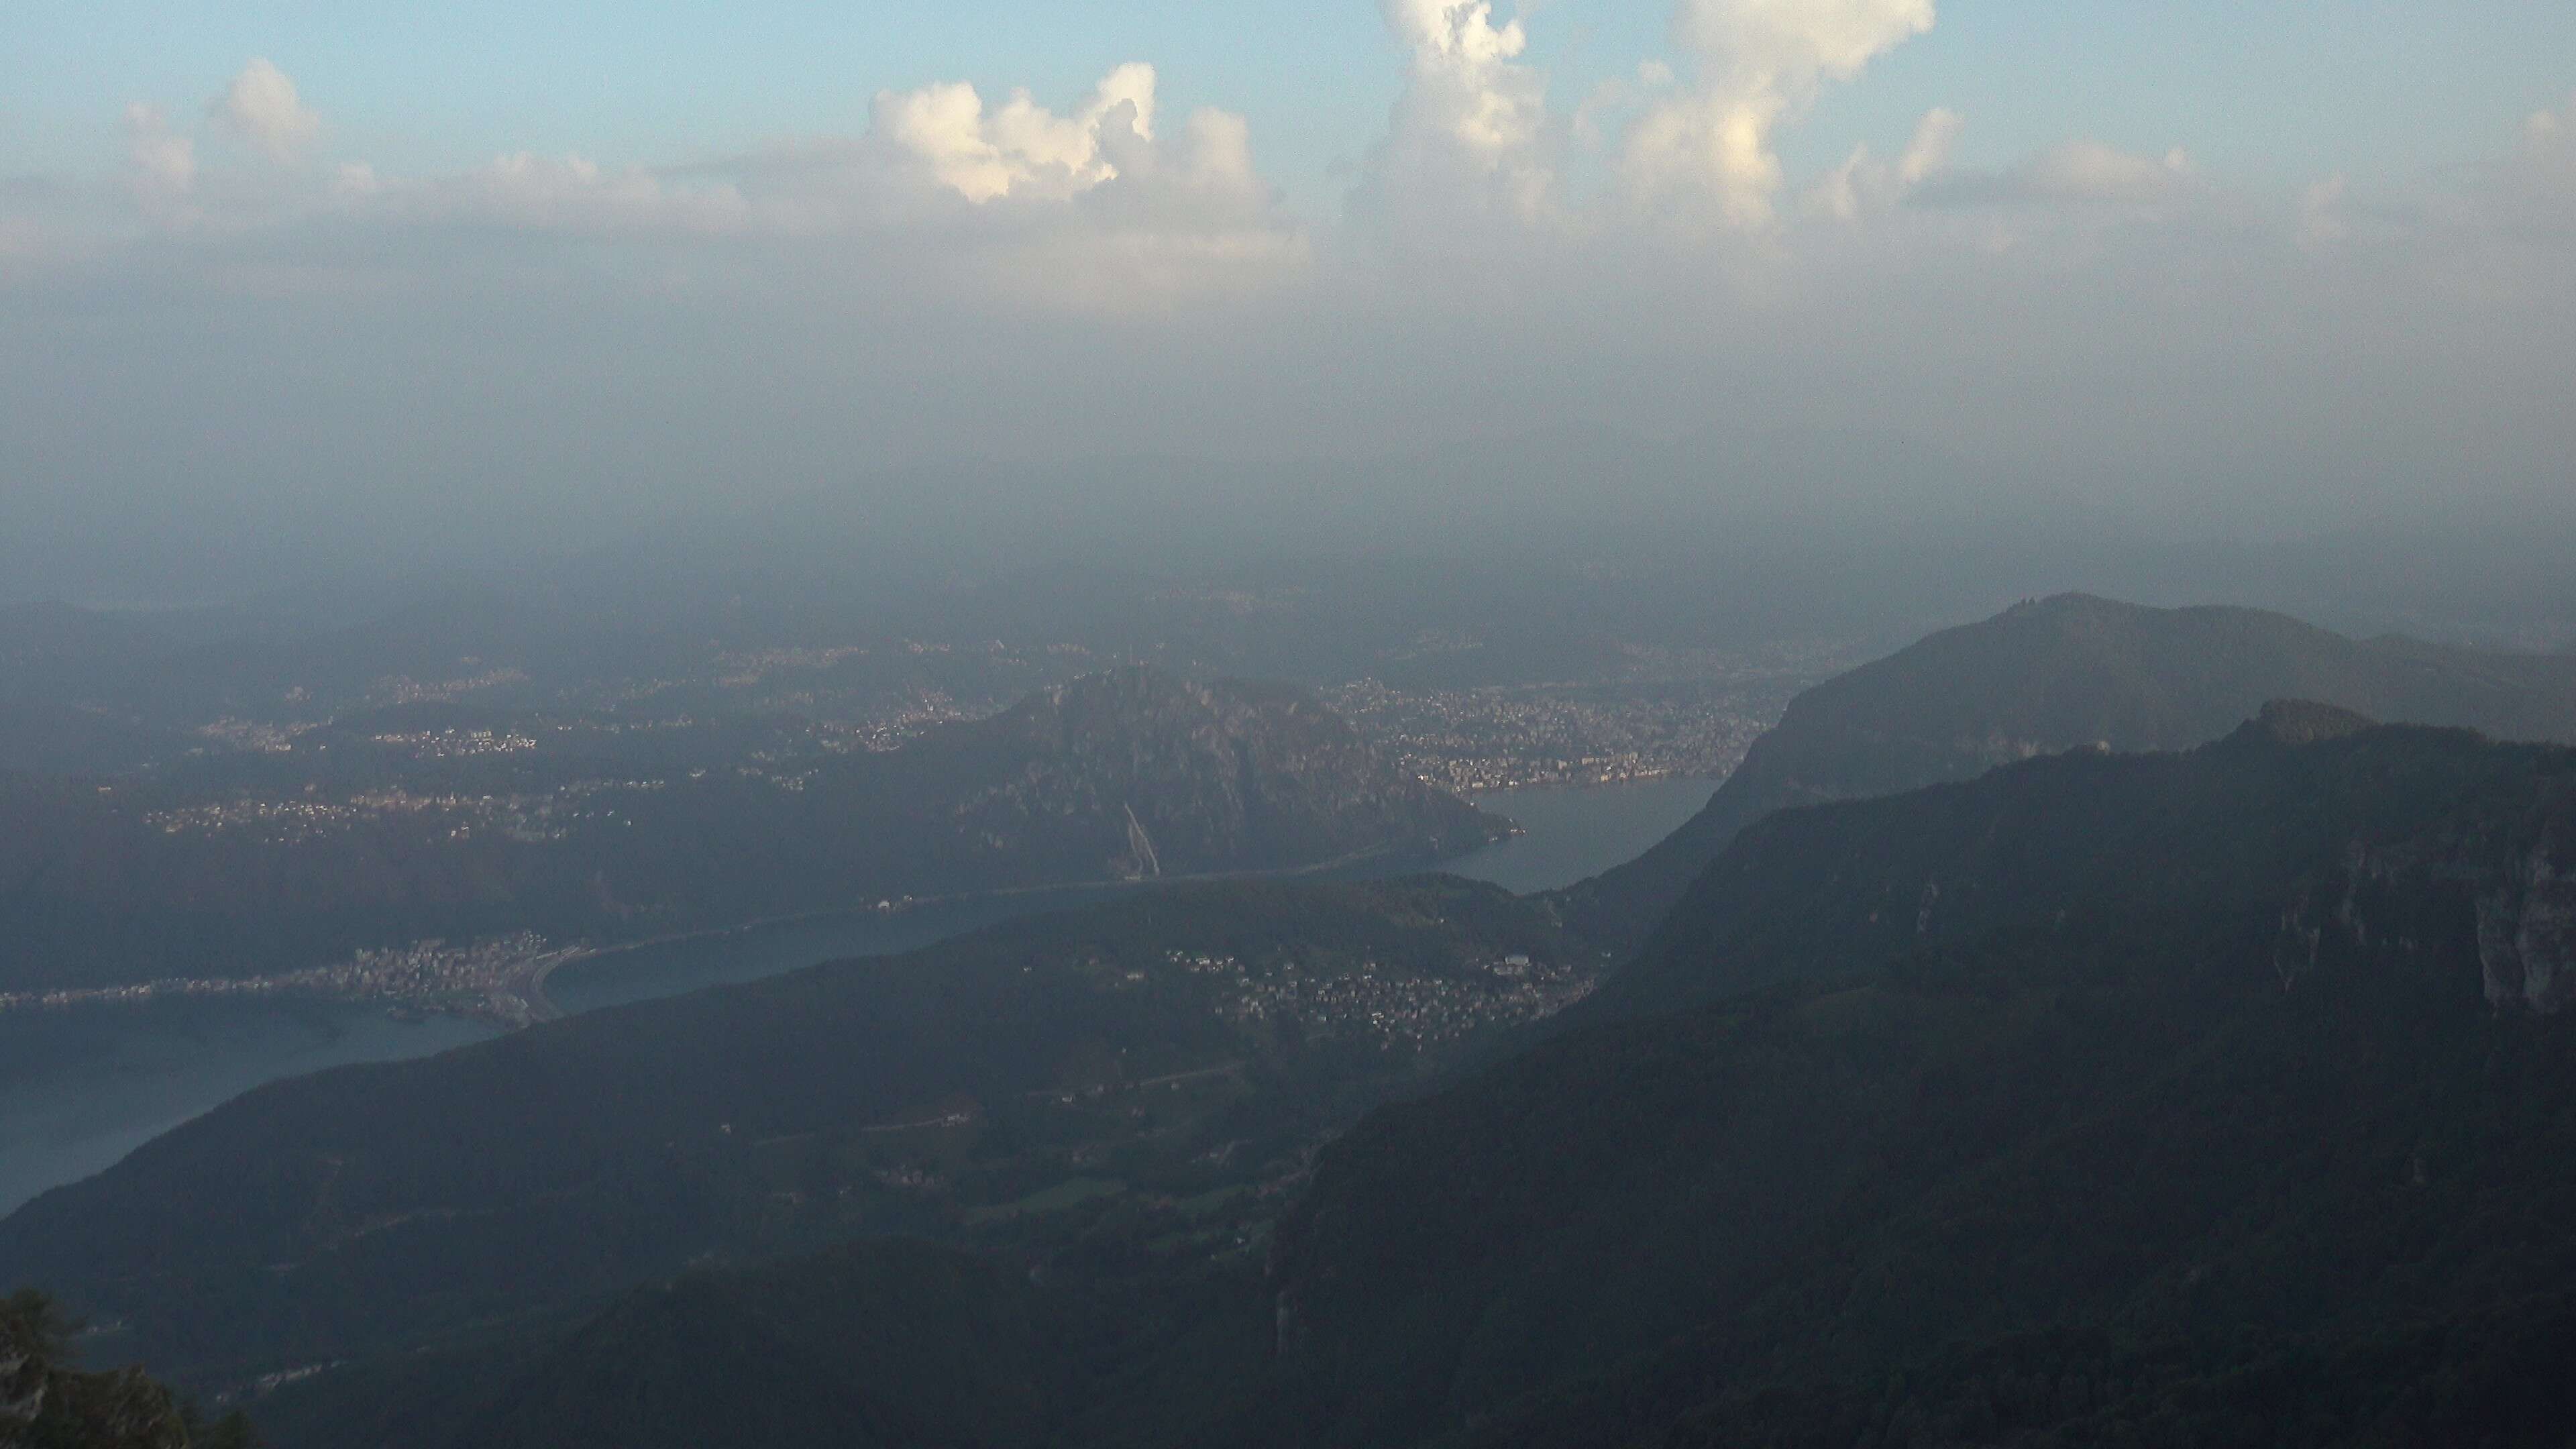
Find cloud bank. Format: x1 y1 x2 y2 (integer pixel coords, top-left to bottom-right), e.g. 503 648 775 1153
3 19 2573 602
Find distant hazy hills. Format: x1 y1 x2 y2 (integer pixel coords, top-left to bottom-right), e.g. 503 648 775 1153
910 666 1499 881
0 666 1502 992
201 712 2576 1447
1562 592 2576 945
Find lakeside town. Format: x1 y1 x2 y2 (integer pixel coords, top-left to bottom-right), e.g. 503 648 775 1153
1325 674 1805 794
0 647 1829 1022
0 932 586 1026
1177 947 1602 1051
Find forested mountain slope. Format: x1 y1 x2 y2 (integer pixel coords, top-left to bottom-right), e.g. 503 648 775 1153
230 708 2576 1447
0 878 1591 1386
1562 594 2576 945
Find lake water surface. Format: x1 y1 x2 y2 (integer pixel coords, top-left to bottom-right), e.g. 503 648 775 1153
0 777 1713 1215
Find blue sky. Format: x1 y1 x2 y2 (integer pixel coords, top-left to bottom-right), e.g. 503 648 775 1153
10 1 2575 217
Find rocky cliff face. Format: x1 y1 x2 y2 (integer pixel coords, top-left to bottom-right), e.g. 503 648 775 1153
2482 860 2576 1014
2259 721 2576 1017
2271 845 2576 1015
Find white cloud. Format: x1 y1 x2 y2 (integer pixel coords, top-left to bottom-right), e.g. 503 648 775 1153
871 63 1163 204
2521 96 2573 184
1811 105 1960 219
122 103 197 203
1361 0 1555 231
2477 93 2576 241
1574 60 1678 149
214 58 322 160
1897 106 1964 186
157 63 1303 311
1625 0 1936 227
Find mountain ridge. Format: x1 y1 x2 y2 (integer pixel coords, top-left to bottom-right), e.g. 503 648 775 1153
1557 593 2576 947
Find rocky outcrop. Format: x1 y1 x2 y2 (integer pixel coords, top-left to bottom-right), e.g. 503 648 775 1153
2273 827 2576 1017
2 1292 193 1448
2479 850 2576 1014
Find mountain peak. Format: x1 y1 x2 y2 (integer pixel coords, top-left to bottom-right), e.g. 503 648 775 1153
1555 594 2576 948
2238 698 2379 746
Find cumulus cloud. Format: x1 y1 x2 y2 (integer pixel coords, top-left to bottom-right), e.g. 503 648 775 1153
1360 0 1555 233
214 58 322 159
1811 105 1961 219
1625 0 1936 227
75 61 1301 311
871 62 1161 203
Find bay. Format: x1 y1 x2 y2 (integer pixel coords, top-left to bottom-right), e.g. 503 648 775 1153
1446 775 1715 896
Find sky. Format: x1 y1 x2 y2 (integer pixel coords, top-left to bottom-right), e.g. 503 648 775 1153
3 1 2574 603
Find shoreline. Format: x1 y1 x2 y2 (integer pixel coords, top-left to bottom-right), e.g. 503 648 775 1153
0 837 1484 1026
1459 772 1717 800
545 837 1470 996
1 779 1705 1024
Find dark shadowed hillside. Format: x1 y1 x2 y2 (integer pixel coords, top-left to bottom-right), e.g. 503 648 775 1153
1260 710 2576 1446
0 877 1595 1385
1560 594 2576 946
123 709 2576 1449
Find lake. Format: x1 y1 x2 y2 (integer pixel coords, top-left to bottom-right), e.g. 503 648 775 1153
0 777 1712 1216
1444 775 1713 894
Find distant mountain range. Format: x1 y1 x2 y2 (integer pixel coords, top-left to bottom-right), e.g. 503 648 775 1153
163 706 2576 1448
1560 593 2576 945
0 667 1503 993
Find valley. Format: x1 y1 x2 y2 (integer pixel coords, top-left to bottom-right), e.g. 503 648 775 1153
0 780 1705 1217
